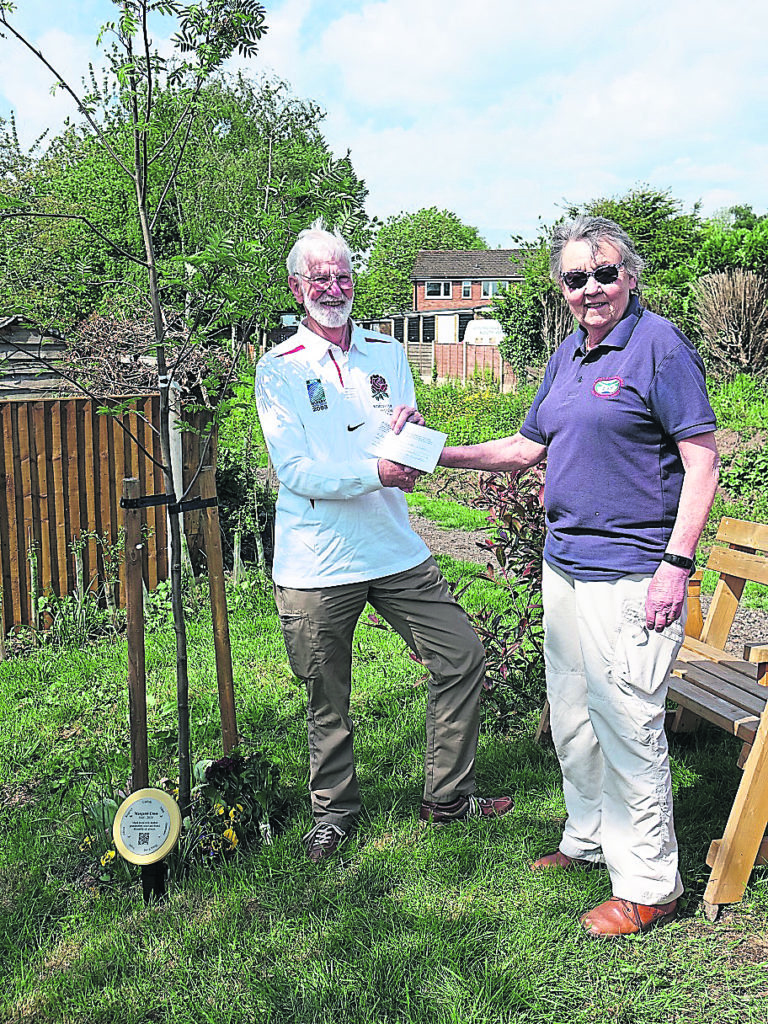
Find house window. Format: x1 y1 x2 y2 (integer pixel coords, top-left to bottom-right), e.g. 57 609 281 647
481 280 507 298
461 281 472 299
424 281 451 299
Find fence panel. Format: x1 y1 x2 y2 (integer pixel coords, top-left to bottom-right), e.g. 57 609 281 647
0 395 209 632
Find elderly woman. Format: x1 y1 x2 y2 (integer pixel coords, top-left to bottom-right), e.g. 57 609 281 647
439 216 719 936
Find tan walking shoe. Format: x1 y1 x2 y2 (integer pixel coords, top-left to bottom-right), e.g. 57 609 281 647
580 897 678 936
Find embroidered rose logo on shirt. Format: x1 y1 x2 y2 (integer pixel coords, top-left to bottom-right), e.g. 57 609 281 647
592 377 623 398
369 374 389 401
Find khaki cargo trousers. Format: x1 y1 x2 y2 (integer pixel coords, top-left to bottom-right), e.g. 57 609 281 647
543 560 686 906
275 556 487 829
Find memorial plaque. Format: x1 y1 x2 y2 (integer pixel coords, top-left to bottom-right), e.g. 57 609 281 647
113 788 181 866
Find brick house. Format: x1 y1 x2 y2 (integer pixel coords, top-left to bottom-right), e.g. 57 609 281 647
411 249 525 312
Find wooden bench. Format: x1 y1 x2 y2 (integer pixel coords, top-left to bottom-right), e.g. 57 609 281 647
534 516 768 921
667 516 768 920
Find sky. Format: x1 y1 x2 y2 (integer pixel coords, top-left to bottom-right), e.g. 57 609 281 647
1 0 767 247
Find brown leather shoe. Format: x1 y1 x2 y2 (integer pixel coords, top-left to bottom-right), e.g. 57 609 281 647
419 794 514 825
303 822 347 863
580 897 678 937
530 850 603 871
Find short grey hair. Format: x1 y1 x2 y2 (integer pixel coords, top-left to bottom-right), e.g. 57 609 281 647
549 215 645 287
286 218 353 278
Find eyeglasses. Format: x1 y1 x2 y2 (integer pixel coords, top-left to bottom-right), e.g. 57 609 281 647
294 271 355 291
560 263 623 291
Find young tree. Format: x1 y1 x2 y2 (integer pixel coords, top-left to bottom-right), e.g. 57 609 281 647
0 1 368 812
354 206 486 317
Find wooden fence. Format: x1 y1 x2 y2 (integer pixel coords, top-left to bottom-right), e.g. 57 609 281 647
0 394 211 632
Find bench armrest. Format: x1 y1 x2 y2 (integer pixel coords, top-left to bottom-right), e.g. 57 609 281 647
743 642 768 686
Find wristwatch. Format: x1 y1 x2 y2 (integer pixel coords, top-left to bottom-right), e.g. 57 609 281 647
662 552 695 571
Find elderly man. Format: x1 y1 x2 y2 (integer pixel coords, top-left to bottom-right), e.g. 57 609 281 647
255 222 512 862
440 216 719 936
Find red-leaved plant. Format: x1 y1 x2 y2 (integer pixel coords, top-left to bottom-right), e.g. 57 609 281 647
460 466 546 725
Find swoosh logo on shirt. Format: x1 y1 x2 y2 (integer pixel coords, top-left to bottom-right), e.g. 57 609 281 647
347 422 365 432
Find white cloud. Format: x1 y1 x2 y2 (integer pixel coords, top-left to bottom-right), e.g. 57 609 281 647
2 0 768 239
0 28 96 144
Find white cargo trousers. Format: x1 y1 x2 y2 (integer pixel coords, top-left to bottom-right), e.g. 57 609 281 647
542 560 686 905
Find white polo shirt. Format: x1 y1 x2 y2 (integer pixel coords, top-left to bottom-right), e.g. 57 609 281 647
255 321 429 588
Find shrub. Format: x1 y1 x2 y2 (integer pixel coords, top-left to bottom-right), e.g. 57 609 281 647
692 270 768 374
719 445 768 500
462 467 547 725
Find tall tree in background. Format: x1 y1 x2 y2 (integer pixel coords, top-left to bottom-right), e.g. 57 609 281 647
0 73 371 331
572 186 702 333
354 206 486 317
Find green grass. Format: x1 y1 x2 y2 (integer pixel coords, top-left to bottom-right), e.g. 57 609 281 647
1 566 767 1024
709 374 768 433
405 492 489 532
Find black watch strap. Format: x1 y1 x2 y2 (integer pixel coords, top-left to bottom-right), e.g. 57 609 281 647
662 552 695 571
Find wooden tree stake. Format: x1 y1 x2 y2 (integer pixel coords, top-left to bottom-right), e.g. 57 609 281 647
123 478 149 791
200 466 238 753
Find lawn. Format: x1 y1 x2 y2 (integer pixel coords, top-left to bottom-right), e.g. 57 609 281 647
2 372 767 1023
1 559 767 1024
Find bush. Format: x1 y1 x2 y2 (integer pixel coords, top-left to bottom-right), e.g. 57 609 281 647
719 445 768 500
216 447 275 570
693 270 768 374
415 376 538 446
458 467 547 726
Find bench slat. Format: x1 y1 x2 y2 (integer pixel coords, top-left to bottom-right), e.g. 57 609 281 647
707 546 768 587
716 517 768 551
667 675 760 742
671 661 768 717
678 641 768 698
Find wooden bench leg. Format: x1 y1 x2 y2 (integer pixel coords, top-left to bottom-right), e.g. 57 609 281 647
703 710 768 913
534 699 551 744
668 706 702 734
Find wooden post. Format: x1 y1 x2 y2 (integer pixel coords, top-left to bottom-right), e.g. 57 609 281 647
685 570 704 639
200 466 238 753
123 478 149 791
0 587 6 662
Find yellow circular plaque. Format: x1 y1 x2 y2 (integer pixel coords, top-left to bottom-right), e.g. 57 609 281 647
113 788 182 865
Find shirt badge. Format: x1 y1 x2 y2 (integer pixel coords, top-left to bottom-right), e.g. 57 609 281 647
592 376 623 398
306 379 328 411
369 374 389 401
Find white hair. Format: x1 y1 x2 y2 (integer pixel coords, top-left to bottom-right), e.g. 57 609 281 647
286 218 353 277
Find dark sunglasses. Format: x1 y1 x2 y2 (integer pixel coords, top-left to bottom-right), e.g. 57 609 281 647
560 262 623 291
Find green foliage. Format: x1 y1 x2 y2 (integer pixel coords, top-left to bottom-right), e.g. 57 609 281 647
37 592 123 647
695 216 768 277
415 375 538 445
0 72 372 332
457 468 547 725
216 447 275 568
719 445 768 500
572 185 703 332
173 751 285 869
491 242 571 371
492 277 544 372
354 207 486 317
709 374 768 430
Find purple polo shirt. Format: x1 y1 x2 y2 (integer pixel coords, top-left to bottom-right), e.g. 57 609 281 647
520 296 716 581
